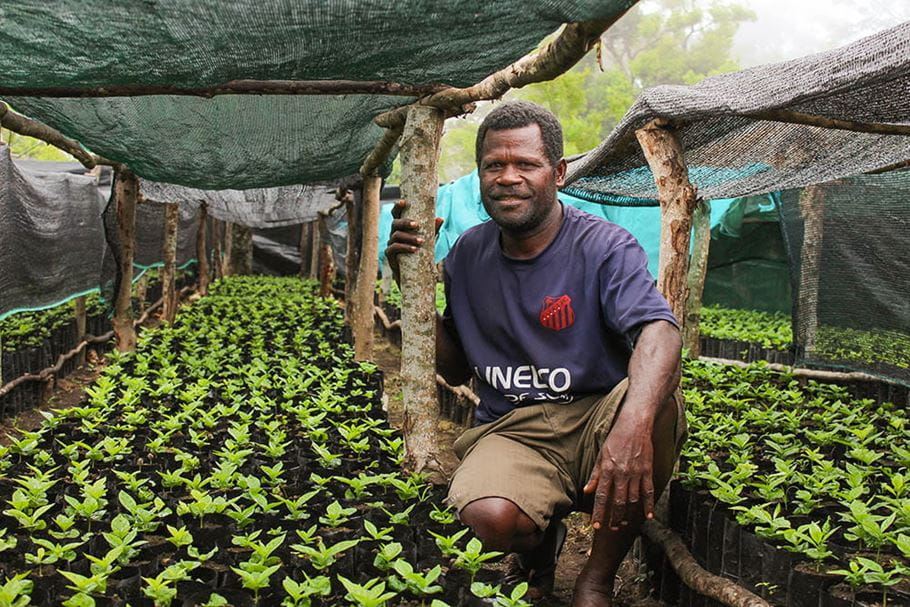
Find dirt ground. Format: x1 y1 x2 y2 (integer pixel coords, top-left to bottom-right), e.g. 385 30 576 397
372 330 666 607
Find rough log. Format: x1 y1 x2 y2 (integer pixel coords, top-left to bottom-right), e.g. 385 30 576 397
642 520 770 607
135 273 150 315
229 223 253 275
0 79 448 99
398 104 446 482
683 199 711 356
161 203 179 323
196 203 209 295
375 16 631 129
352 176 382 361
795 185 823 355
0 102 97 169
112 168 139 352
635 119 698 324
745 109 910 136
698 356 885 382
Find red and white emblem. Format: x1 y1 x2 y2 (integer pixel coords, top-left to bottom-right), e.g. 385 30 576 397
539 294 575 331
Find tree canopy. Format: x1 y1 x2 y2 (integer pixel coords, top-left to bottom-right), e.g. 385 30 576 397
437 0 755 181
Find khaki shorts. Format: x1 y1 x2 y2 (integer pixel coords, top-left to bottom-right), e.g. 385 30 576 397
446 379 687 531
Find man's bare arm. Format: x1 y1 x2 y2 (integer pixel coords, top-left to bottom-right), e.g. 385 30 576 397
584 319 682 529
385 200 471 386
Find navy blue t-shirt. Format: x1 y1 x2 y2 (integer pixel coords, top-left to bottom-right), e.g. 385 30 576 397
442 204 678 424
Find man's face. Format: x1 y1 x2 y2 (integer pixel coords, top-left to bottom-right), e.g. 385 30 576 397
478 124 566 235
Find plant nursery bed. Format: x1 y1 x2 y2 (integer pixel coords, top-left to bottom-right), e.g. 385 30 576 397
656 360 909 607
0 277 525 607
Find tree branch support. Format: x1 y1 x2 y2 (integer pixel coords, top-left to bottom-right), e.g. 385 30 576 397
398 104 446 482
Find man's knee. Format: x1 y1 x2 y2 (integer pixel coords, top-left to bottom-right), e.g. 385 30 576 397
460 497 539 552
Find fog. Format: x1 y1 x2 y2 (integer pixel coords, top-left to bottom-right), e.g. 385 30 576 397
733 0 910 66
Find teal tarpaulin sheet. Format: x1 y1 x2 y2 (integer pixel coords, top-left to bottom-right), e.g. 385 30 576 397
379 171 738 278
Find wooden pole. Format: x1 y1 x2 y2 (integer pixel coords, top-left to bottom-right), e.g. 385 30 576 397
161 203 179 323
343 191 360 323
317 215 335 298
74 297 87 366
309 219 322 281
682 199 711 356
298 222 311 279
229 224 253 275
352 175 382 361
398 105 446 481
195 203 209 295
635 119 698 324
222 222 234 276
211 218 223 281
796 185 824 355
112 168 139 352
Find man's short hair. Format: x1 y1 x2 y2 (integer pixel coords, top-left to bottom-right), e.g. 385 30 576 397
475 101 564 167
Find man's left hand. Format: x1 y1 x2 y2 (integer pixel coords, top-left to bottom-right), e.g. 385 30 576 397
583 415 655 531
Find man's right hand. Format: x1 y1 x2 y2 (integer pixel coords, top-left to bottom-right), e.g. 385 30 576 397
385 199 443 284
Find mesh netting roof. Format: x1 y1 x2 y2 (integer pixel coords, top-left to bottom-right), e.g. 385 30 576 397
1 0 634 190
565 22 910 201
138 179 342 228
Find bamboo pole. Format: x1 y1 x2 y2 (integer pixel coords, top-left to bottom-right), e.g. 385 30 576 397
161 203 179 323
112 168 139 352
398 105 446 481
682 199 711 356
195 203 209 295
352 175 382 361
74 297 87 366
635 119 698 324
796 185 824 355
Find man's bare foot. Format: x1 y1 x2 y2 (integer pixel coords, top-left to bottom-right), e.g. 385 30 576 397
571 579 614 607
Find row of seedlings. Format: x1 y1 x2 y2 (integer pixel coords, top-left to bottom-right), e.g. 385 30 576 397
657 360 909 607
0 276 528 607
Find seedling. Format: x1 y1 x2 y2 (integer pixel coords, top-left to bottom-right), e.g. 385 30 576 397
454 538 503 581
319 500 357 528
337 575 397 607
388 560 443 596
291 537 360 570
282 575 332 607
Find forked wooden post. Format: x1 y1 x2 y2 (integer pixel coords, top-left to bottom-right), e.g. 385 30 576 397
195 203 209 295
112 168 139 352
398 104 446 480
222 221 234 277
796 185 824 355
683 199 711 356
635 119 698 324
352 175 382 361
161 203 179 323
298 222 311 279
317 215 335 298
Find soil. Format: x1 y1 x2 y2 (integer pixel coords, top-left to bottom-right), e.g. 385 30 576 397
371 328 666 607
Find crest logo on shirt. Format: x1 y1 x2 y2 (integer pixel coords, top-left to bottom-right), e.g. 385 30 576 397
539 294 575 331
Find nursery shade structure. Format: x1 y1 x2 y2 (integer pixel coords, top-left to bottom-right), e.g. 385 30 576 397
0 0 636 190
564 21 910 201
